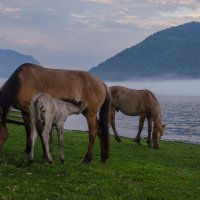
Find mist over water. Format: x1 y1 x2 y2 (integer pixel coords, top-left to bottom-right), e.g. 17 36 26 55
106 79 200 96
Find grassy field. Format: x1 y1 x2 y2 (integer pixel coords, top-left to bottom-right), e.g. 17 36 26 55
0 124 200 200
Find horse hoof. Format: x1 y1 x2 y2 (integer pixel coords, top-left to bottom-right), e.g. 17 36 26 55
82 154 92 164
47 159 53 164
100 157 108 163
60 159 65 164
28 159 33 165
81 157 92 164
115 137 122 142
135 139 141 145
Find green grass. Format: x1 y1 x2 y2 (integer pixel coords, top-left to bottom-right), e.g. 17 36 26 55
0 124 200 200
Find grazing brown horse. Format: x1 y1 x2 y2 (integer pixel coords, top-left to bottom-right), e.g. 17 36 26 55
0 63 111 163
110 86 165 149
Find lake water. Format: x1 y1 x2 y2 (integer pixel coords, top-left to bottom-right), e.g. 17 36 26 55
1 78 200 144
65 80 200 144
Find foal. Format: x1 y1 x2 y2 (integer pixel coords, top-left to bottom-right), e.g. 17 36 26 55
29 93 86 164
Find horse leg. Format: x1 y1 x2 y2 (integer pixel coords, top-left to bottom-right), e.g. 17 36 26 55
152 123 160 149
29 122 37 164
0 124 9 151
21 112 32 153
23 111 49 158
49 126 53 153
56 123 64 164
40 124 53 164
147 117 153 148
82 114 97 164
110 108 121 142
96 118 109 163
135 116 145 144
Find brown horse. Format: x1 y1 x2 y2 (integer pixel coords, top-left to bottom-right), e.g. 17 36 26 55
0 63 111 163
110 86 165 149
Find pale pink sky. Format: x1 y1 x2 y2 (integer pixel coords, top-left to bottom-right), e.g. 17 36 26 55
0 0 200 70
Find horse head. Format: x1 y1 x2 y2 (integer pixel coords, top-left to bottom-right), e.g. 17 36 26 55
0 106 9 150
153 122 166 149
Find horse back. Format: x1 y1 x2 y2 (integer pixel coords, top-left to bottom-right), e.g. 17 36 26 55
110 86 157 116
15 63 106 113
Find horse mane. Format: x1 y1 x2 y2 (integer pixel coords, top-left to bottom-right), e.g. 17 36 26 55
148 91 162 125
0 64 25 124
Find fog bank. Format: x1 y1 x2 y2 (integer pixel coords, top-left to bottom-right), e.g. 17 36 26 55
106 79 200 96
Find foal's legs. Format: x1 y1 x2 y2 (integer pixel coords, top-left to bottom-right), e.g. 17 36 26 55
135 116 145 144
56 123 64 163
83 114 97 163
147 117 153 148
110 108 121 142
40 123 53 164
29 121 37 163
48 127 53 153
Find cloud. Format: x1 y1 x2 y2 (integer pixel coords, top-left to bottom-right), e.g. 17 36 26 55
158 3 200 19
0 4 21 19
82 0 114 4
146 0 199 6
0 0 200 69
0 26 64 50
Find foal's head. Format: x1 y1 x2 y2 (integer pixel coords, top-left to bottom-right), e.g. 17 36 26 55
65 99 87 115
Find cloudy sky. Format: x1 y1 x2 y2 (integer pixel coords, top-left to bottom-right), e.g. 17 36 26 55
0 0 200 70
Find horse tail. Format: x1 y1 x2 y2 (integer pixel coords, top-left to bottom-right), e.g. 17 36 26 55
99 83 111 161
31 95 46 132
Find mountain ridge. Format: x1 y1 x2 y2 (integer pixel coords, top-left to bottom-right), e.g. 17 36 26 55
0 49 40 77
89 22 200 81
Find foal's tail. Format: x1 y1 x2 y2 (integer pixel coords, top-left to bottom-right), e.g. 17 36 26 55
30 94 45 132
99 83 111 161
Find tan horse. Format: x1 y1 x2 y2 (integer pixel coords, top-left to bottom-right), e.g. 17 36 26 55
0 63 111 163
110 86 165 149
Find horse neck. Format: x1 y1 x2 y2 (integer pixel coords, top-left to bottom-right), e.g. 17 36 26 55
54 99 70 116
151 98 162 125
0 73 20 123
63 103 74 116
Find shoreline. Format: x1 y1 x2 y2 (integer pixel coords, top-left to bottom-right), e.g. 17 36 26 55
65 129 200 145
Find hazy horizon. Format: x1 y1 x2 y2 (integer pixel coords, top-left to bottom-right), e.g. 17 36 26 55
1 77 200 97
106 79 200 96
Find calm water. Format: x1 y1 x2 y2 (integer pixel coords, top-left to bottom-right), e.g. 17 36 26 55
65 95 200 144
1 78 200 144
65 80 200 144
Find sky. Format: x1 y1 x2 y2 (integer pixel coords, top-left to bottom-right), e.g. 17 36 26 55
0 0 200 71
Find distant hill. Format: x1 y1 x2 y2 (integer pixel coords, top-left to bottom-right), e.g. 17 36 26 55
89 22 200 81
0 49 40 77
